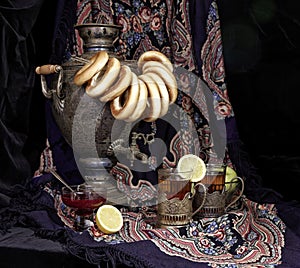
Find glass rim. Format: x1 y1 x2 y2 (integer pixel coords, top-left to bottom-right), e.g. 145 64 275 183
61 183 95 192
206 163 226 167
158 167 193 173
157 167 193 180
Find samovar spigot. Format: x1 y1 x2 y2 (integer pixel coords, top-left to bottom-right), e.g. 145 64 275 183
130 132 148 165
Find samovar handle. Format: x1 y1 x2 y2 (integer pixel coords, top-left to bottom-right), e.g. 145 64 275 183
35 64 64 99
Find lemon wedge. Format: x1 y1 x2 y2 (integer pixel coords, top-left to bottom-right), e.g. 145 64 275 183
177 154 206 182
95 205 123 234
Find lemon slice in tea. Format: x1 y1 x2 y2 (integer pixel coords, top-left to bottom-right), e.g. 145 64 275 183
177 154 206 182
95 205 123 234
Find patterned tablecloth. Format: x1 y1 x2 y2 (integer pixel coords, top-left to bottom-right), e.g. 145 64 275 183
52 184 285 268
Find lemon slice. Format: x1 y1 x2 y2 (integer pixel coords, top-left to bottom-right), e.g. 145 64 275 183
95 205 123 234
177 154 206 182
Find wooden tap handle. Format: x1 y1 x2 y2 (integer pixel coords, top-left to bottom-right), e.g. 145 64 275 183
35 64 61 75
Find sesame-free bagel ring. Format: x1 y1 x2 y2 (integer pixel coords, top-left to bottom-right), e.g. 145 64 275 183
139 73 162 122
146 71 170 117
86 57 121 98
143 61 178 104
110 72 140 120
99 65 133 103
73 51 109 86
137 50 173 73
124 78 148 122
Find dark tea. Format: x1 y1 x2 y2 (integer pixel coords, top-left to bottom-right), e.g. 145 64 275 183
201 164 226 193
158 168 192 200
159 178 191 200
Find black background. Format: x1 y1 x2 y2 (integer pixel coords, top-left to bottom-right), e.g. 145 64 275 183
218 0 300 200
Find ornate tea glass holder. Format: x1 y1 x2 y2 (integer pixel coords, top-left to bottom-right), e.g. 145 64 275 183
192 164 244 219
157 168 206 228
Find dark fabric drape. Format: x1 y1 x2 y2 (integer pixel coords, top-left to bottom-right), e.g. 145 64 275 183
0 0 46 189
189 0 213 76
45 0 84 185
48 0 77 64
190 0 283 203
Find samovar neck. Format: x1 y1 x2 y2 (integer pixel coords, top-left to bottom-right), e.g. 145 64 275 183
75 23 122 54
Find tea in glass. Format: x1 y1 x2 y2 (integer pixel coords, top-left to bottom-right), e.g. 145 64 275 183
158 168 192 200
201 163 226 193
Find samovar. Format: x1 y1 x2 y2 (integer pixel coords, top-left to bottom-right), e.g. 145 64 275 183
36 23 121 158
36 23 146 204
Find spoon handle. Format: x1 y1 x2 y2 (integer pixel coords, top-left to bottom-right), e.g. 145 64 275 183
49 169 75 193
